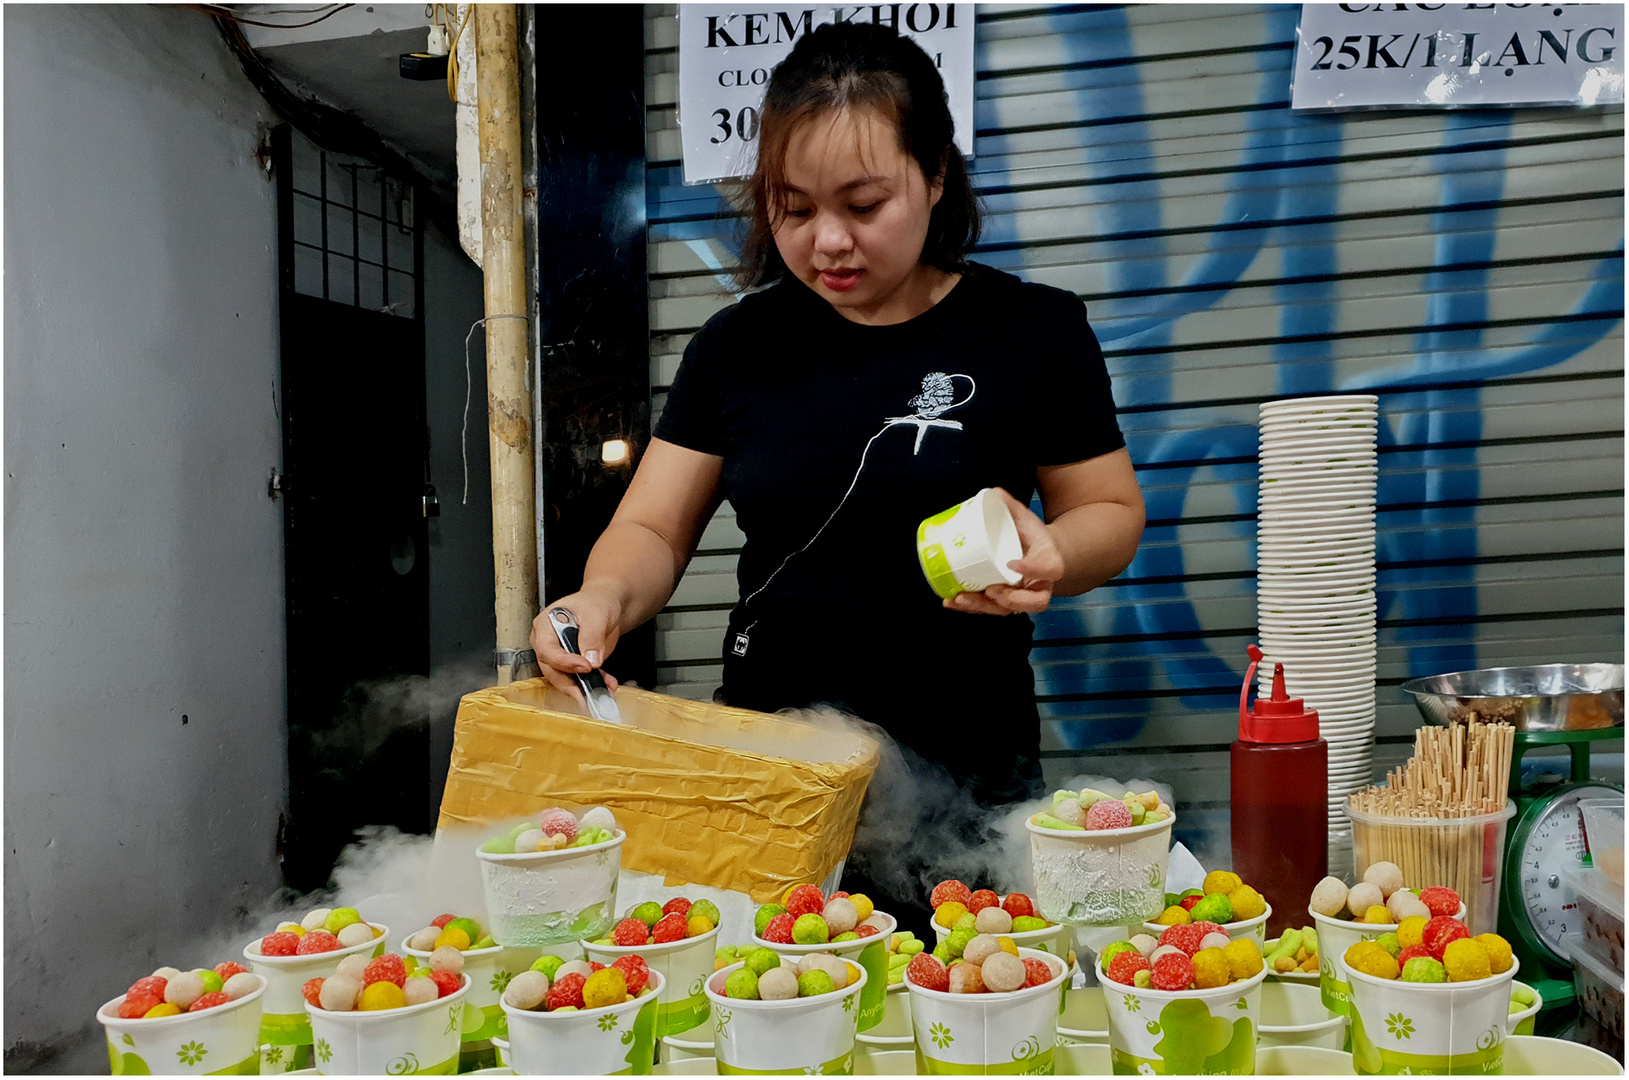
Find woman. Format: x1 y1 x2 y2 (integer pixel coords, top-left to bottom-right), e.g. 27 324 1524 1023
533 21 1144 909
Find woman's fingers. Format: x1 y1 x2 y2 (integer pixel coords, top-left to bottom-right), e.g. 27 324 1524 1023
984 583 1054 613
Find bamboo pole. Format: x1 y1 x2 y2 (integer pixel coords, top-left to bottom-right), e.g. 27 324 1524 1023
475 3 539 684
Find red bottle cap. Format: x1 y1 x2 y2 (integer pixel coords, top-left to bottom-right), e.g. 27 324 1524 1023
1238 644 1320 744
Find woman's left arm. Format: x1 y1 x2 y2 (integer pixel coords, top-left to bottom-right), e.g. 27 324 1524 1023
946 448 1145 616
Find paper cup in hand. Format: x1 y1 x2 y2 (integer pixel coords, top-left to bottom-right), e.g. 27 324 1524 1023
917 488 1023 601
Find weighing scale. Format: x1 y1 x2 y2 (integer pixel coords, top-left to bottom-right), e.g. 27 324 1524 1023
1498 727 1622 1035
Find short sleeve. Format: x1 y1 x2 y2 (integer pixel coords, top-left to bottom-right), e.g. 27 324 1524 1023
652 325 726 456
1031 293 1126 467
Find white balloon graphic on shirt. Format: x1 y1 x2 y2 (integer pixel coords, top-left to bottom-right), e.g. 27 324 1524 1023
888 372 977 454
732 372 976 656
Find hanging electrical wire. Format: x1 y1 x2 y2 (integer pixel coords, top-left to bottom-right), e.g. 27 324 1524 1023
192 3 353 30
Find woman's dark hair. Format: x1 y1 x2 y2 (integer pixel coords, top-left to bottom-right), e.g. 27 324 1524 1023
734 20 981 290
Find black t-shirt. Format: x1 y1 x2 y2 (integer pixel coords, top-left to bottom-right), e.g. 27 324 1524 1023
654 262 1124 800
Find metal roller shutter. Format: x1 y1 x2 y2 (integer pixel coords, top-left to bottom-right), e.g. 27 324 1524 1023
642 3 1624 846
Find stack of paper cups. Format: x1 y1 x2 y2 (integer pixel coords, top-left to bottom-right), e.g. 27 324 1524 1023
1256 395 1379 875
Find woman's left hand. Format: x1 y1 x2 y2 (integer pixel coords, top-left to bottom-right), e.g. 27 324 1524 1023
944 487 1065 616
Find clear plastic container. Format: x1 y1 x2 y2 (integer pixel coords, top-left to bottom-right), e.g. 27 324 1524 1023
1566 933 1625 1039
1564 865 1625 974
1346 799 1515 935
1581 797 1625 885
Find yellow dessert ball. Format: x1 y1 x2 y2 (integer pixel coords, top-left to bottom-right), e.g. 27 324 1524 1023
434 928 472 951
849 894 875 921
1227 884 1267 922
359 982 406 1011
1475 933 1514 975
934 902 969 930
1362 905 1393 925
1397 915 1428 950
1202 870 1243 896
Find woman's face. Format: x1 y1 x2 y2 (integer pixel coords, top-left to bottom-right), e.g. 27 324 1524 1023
772 107 944 323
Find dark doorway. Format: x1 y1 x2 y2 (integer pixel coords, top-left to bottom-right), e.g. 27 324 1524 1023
274 125 432 892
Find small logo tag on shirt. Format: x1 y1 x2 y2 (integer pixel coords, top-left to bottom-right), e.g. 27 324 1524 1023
731 633 750 657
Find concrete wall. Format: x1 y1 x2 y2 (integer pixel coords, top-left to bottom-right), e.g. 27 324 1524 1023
3 6 286 1070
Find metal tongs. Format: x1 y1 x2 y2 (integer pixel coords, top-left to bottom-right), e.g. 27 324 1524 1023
545 607 624 724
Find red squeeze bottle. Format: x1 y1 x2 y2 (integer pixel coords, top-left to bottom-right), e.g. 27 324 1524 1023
1231 644 1328 940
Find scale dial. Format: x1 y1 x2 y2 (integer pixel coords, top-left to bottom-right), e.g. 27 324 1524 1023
1511 781 1623 966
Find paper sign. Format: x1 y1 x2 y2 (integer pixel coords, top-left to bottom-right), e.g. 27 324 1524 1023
677 4 975 184
1292 3 1625 110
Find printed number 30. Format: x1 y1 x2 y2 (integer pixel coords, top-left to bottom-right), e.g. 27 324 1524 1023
709 106 760 145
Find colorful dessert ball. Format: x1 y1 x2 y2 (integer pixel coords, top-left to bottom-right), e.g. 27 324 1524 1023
304 953 465 1012
885 931 926 986
905 941 1061 996
502 952 657 1012
719 951 860 1000
929 881 1050 935
1098 930 1265 991
754 886 886 946
1308 875 1461 926
259 907 383 956
480 805 619 854
405 914 495 953
1031 787 1172 832
1341 923 1511 983
594 896 720 947
1156 872 1267 929
113 965 263 1018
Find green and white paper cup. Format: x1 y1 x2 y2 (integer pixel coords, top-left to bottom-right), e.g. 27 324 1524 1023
1258 981 1347 1050
500 970 662 1075
705 959 867 1075
1309 903 1465 1020
1056 986 1108 1046
1026 814 1175 927
916 488 1023 601
1506 980 1541 1038
305 973 471 1075
1340 954 1518 1075
1099 964 1267 1075
476 830 624 947
753 911 895 1032
585 924 718 1038
854 984 913 1068
401 935 539 1066
243 923 388 1054
1142 903 1271 948
97 976 266 1076
903 947 1067 1075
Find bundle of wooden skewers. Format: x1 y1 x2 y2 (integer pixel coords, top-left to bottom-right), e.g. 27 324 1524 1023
1347 722 1515 931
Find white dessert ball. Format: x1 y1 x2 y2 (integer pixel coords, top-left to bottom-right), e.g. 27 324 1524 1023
1199 932 1230 953
1129 934 1159 956
151 966 182 981
301 908 332 932
406 926 441 951
430 945 465 974
319 975 362 1012
1309 876 1350 917
975 907 1014 935
1346 882 1384 919
962 934 1002 966
514 828 547 854
222 973 260 1000
337 922 375 949
555 959 593 981
757 967 798 1000
403 977 439 1006
503 970 549 1010
1149 944 1185 965
335 954 370 982
980 951 1026 992
164 972 205 1009
1386 891 1430 922
579 806 618 832
1053 799 1086 826
822 898 859 935
1362 861 1405 899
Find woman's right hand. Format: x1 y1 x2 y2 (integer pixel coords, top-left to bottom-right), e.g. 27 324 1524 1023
531 587 625 704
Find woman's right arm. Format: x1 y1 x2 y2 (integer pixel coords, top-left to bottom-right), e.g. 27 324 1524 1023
530 438 724 702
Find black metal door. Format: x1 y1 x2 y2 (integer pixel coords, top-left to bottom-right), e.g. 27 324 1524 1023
274 126 431 891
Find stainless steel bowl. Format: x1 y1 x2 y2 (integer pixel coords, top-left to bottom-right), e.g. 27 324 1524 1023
1401 663 1624 732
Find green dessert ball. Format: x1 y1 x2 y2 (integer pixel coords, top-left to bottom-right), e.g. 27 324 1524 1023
716 946 740 962
481 836 516 854
755 904 787 938
1164 893 1180 909
531 955 565 980
1190 894 1233 925
953 913 977 932
631 902 665 928
932 942 952 964
1098 941 1139 974
832 931 859 942
1375 933 1401 958
1011 916 1048 934
792 914 830 945
471 935 496 950
1401 957 1446 983
899 938 924 956
945 927 977 959
796 970 835 998
324 907 363 935
725 968 760 1000
690 900 722 926
446 918 482 943
745 948 781 976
